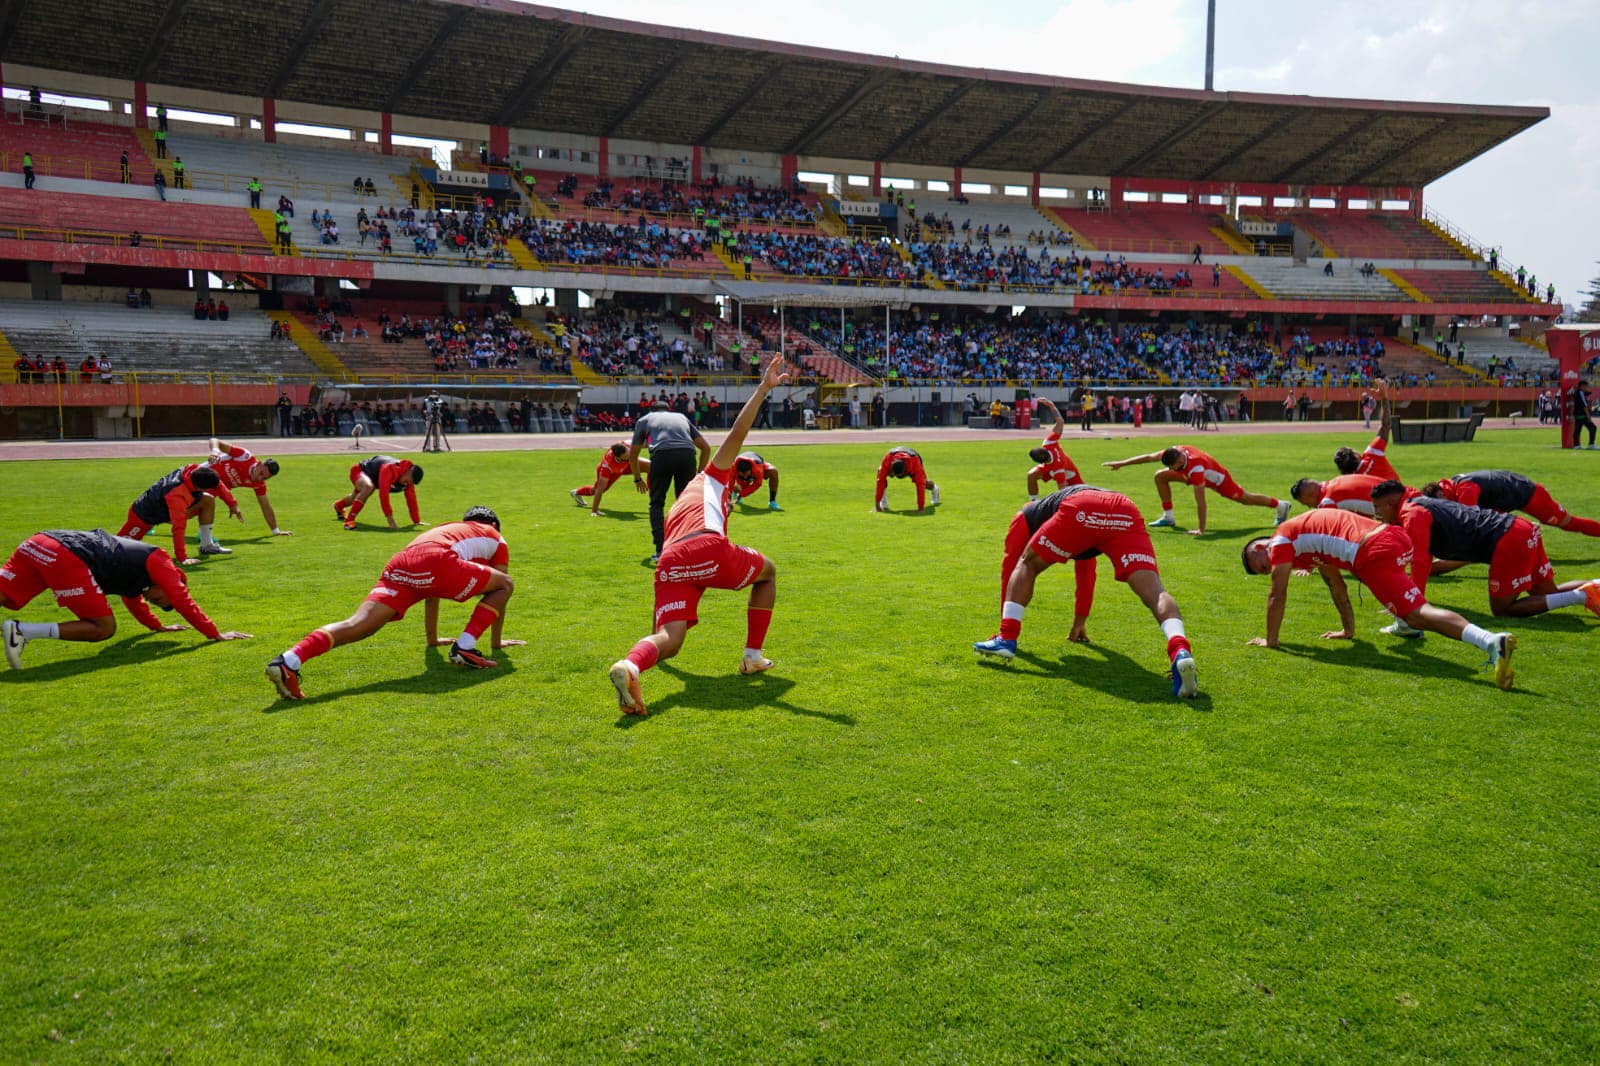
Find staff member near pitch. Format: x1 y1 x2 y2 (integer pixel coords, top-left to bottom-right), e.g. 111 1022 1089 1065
627 400 712 564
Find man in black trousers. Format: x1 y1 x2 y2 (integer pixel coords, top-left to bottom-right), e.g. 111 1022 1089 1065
627 400 712 564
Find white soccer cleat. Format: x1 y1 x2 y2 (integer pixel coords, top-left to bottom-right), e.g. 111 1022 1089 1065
2 619 26 670
930 484 941 506
739 653 775 675
198 543 232 555
570 488 583 505
1380 620 1425 639
609 659 647 716
1170 650 1198 699
1274 500 1292 523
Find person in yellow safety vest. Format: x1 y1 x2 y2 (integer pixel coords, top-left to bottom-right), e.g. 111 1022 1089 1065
22 151 34 190
154 128 167 158
247 177 262 208
171 156 185 188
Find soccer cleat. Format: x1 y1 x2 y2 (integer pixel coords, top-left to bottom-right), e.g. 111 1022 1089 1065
343 520 358 531
1380 620 1425 639
1274 500 1292 523
768 501 782 511
739 654 775 674
930 484 941 506
1582 581 1600 619
3 619 26 670
609 659 647 716
1150 515 1176 528
648 553 659 568
569 488 583 505
334 499 348 520
198 543 232 555
448 642 498 669
973 636 1017 659
1170 650 1198 699
265 655 303 699
1488 633 1517 691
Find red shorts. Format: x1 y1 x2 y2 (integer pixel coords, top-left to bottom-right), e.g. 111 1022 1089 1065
118 509 153 540
1025 491 1158 582
364 544 497 619
348 464 372 488
653 534 767 628
1352 525 1425 618
1205 474 1246 502
0 534 113 620
1487 519 1552 598
1522 484 1568 527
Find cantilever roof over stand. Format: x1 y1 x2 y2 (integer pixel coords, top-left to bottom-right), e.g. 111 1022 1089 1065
3 0 1545 186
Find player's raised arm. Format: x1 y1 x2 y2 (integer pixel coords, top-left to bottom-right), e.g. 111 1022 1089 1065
1374 379 1392 445
1041 399 1065 438
712 358 790 470
1103 450 1163 471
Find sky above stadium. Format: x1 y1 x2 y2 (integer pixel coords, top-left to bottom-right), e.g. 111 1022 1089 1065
555 0 1598 307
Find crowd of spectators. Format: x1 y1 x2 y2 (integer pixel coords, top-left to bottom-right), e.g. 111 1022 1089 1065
516 218 705 270
571 175 816 224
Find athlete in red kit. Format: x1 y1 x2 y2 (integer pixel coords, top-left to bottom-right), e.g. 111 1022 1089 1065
609 358 790 717
201 437 287 545
1025 399 1082 499
1240 508 1518 689
735 451 782 511
1423 470 1600 538
875 447 940 512
117 464 233 566
334 454 423 531
973 485 1198 698
265 507 520 700
2 528 250 668
1289 473 1387 516
1104 444 1289 535
1333 379 1398 481
571 442 651 516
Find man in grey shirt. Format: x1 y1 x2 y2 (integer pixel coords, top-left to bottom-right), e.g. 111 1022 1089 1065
628 401 712 562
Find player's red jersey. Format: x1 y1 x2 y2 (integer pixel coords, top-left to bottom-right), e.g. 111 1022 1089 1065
365 521 508 618
1355 436 1398 481
1316 474 1384 515
876 447 929 509
1173 446 1229 489
1032 427 1082 487
663 463 739 545
206 445 268 499
596 446 632 482
1268 509 1383 571
350 456 421 524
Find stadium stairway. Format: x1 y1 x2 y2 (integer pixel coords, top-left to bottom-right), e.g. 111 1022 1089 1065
1225 265 1275 300
248 207 295 255
1036 205 1090 248
1395 269 1538 305
506 238 542 270
266 311 354 382
891 241 944 289
1209 224 1254 255
1378 269 1427 302
0 322 19 380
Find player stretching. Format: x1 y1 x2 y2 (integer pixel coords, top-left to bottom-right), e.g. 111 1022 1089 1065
335 454 423 531
1026 399 1082 499
1289 473 1386 516
571 442 651 516
118 464 232 566
609 359 790 717
973 486 1198 698
736 452 782 511
1371 480 1600 621
204 437 289 541
2 528 250 668
265 507 519 700
875 447 940 513
1104 445 1289 535
1423 470 1600 538
1333 379 1398 480
1241 509 1517 690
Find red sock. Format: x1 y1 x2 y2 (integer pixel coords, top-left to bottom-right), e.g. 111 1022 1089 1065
999 618 1022 641
576 485 594 497
1167 635 1192 659
345 500 364 521
462 603 499 642
626 639 659 673
291 628 333 664
1566 516 1600 537
745 607 772 651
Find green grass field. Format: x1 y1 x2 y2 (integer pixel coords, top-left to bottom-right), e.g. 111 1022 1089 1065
1 429 1597 1060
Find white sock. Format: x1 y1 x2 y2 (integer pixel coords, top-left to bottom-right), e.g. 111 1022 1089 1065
455 632 478 651
743 647 763 659
1160 618 1186 641
1162 508 1174 519
1460 623 1498 652
18 622 58 640
1546 589 1585 610
199 523 215 545
1002 601 1026 622
281 650 302 671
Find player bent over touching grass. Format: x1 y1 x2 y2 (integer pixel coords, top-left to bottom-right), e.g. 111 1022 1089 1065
118 464 231 565
571 442 651 516
875 447 940 513
265 507 519 700
1289 473 1386 516
974 486 1198 698
334 455 424 531
1104 444 1288 536
2 528 250 668
736 452 782 511
1424 470 1600 539
1371 480 1600 622
204 437 289 540
609 359 791 717
1241 508 1517 690
1026 399 1082 500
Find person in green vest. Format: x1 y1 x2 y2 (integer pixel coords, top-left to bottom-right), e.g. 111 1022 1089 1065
247 177 262 208
701 319 715 354
170 156 185 189
748 350 760 377
741 253 752 280
155 104 168 132
730 338 742 366
153 127 167 158
21 151 34 190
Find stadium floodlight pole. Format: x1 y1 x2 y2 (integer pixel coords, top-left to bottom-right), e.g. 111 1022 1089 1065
1204 0 1217 92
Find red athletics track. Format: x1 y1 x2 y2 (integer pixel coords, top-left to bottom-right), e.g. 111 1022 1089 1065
0 418 1556 462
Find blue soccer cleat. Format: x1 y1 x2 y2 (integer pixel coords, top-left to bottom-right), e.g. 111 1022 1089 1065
768 501 782 511
1150 514 1177 528
973 636 1017 659
1171 650 1198 699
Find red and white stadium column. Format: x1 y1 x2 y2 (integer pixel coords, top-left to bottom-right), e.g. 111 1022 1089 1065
692 146 702 184
1030 171 1040 207
262 98 276 143
133 81 148 128
952 167 962 198
597 136 609 181
380 112 393 155
871 161 882 197
489 125 509 164
780 154 798 189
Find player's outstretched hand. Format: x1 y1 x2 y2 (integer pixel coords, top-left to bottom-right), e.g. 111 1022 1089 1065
1247 637 1277 648
1186 529 1205 537
1320 629 1354 640
157 623 188 633
1068 622 1090 643
635 480 648 494
180 557 202 567
1101 460 1121 470
229 508 244 524
272 528 293 536
430 637 454 647
493 639 527 648
213 631 252 641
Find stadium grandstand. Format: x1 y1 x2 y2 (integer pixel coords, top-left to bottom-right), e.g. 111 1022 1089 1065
0 0 1567 438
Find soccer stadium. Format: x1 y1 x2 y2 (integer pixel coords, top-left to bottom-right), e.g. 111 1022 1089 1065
2 0 1598 1057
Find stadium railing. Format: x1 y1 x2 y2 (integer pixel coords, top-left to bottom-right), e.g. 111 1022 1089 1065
0 221 273 256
